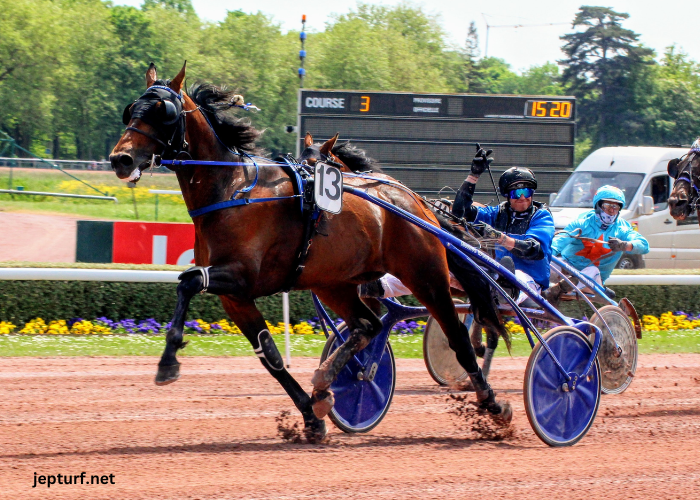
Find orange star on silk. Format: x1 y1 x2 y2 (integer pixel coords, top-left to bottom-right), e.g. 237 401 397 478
575 234 612 265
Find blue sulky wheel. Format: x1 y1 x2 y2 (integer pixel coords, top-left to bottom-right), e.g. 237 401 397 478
524 326 601 447
319 323 396 433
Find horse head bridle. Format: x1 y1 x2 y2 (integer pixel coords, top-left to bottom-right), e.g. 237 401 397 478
298 144 348 170
122 85 189 161
668 139 700 212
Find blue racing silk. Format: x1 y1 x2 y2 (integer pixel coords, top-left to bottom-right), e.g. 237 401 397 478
551 210 649 282
475 206 555 289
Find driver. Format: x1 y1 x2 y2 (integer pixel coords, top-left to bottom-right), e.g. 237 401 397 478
360 147 555 305
547 185 649 301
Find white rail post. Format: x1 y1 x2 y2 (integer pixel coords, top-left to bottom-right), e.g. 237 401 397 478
283 292 291 368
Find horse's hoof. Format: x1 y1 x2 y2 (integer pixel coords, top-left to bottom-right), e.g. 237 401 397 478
498 401 513 425
479 396 513 424
311 368 333 391
304 418 328 444
155 363 180 386
311 389 335 419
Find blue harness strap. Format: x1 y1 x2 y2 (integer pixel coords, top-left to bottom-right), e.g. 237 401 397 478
188 195 300 218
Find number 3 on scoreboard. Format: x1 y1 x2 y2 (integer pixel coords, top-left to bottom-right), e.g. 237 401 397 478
360 96 370 112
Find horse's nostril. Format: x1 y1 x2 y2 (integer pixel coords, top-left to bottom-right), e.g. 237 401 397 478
118 154 133 168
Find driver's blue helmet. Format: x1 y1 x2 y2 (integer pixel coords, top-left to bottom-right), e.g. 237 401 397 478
593 185 625 208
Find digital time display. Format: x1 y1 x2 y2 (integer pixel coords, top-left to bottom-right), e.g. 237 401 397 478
525 100 573 119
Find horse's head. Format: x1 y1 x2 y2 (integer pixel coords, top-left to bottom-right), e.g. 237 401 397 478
298 132 342 167
298 132 381 173
668 139 700 220
110 62 189 182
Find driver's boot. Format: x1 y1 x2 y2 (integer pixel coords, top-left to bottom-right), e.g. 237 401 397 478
543 278 575 307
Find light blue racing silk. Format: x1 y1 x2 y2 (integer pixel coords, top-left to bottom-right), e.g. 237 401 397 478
551 210 649 282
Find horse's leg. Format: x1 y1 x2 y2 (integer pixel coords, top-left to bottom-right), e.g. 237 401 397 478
218 297 327 442
156 265 326 440
310 285 383 418
482 327 499 380
155 272 201 385
470 320 485 357
404 276 509 419
157 265 247 384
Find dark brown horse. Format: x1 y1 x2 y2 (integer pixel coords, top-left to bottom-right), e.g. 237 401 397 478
668 139 700 225
110 63 508 440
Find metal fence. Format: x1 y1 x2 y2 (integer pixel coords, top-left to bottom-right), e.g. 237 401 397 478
0 157 171 173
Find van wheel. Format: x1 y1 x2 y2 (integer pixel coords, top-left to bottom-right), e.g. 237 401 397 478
617 255 636 269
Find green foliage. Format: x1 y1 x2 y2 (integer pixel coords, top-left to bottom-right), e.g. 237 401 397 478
0 281 326 324
560 6 655 148
2 2 700 161
0 278 697 327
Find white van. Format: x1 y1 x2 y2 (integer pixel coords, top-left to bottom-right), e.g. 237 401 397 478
549 146 700 269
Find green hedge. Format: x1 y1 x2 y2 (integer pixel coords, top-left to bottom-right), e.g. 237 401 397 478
0 281 323 324
0 281 698 325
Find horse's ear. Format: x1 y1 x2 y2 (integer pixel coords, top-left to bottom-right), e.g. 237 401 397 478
170 61 186 94
304 132 313 148
668 158 680 178
146 63 157 88
320 133 339 156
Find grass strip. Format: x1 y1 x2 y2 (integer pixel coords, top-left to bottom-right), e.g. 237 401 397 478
0 330 697 358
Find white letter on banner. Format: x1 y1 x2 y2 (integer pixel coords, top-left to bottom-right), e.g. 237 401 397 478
152 235 167 264
177 249 195 266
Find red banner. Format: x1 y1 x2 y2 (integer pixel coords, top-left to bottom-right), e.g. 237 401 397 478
112 222 195 265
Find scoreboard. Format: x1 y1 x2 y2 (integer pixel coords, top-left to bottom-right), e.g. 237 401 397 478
297 90 576 203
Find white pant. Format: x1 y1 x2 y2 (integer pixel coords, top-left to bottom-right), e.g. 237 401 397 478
379 270 541 305
513 270 541 305
552 264 602 290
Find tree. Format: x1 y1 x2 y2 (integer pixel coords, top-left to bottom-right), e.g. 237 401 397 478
307 5 451 93
643 46 700 146
559 6 654 147
0 0 67 155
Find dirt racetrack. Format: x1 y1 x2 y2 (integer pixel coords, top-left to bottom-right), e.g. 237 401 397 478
1 354 699 500
0 212 77 263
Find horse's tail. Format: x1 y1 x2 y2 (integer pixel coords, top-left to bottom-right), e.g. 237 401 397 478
445 250 511 353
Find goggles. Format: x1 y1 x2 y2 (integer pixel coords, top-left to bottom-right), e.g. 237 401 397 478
601 201 622 213
509 187 534 199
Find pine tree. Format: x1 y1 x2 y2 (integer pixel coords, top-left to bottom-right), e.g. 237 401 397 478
560 6 654 147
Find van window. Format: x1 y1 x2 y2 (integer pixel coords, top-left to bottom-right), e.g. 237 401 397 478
643 175 669 211
551 172 643 208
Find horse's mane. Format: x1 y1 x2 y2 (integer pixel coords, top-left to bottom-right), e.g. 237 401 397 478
332 142 383 173
187 82 262 154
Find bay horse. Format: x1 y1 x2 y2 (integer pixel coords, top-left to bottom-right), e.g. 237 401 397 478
110 62 509 441
668 138 700 225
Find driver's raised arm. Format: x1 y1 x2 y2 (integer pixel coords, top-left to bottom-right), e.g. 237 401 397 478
452 146 492 221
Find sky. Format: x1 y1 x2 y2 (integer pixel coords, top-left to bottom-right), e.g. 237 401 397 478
114 0 698 73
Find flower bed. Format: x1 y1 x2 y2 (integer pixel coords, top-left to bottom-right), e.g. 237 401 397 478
1 313 699 336
0 317 428 336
